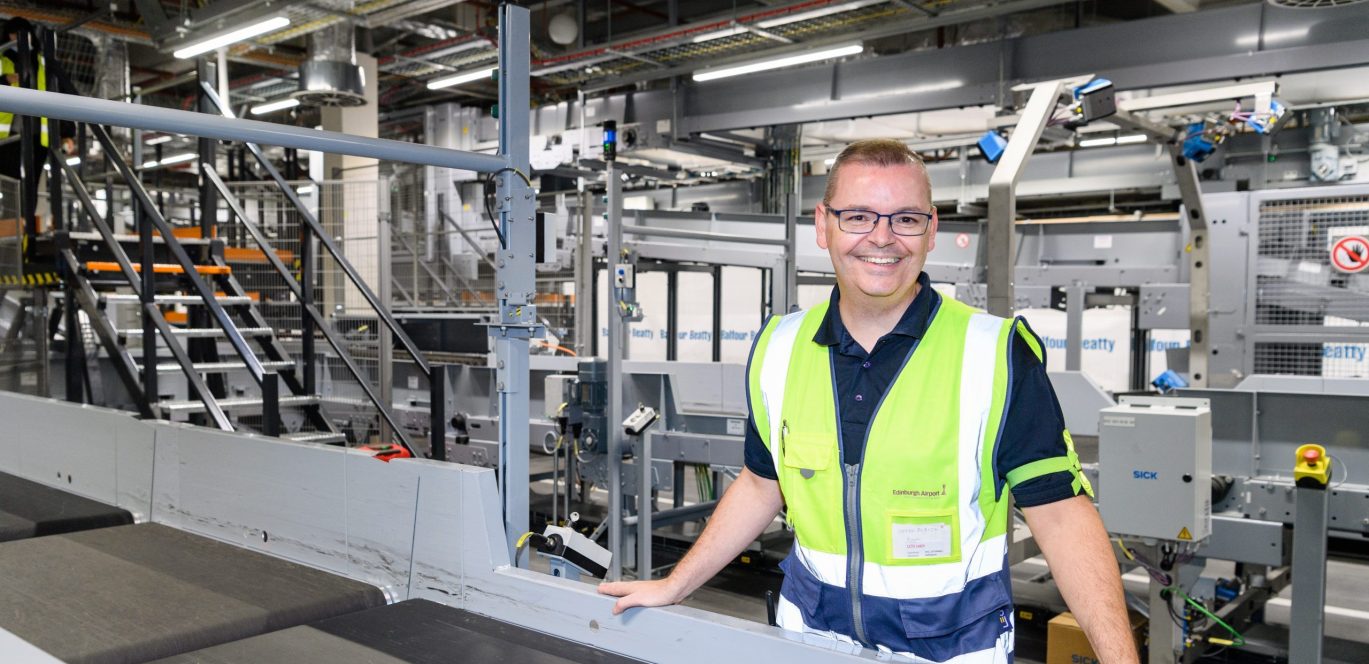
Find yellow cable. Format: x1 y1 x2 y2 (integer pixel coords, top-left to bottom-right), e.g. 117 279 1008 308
1115 537 1136 561
515 532 534 549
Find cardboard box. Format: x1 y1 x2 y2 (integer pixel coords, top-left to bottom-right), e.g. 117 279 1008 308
1047 611 1146 664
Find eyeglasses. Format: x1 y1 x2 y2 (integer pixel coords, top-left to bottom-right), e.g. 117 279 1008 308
824 205 935 237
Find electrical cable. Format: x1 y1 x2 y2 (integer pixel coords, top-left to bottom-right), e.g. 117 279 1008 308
1174 586 1246 647
481 167 532 250
514 531 535 567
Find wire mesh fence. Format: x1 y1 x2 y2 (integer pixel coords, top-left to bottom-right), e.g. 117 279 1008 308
1253 193 1369 377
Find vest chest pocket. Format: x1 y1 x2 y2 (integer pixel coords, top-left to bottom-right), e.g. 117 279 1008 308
886 509 960 565
781 431 835 478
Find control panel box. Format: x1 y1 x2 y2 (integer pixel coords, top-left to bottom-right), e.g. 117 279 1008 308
1099 396 1212 543
543 374 577 420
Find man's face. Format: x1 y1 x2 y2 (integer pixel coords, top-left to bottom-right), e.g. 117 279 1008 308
815 161 938 307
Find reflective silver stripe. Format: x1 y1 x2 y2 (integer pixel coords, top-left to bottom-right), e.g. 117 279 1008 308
758 307 807 470
957 313 1006 565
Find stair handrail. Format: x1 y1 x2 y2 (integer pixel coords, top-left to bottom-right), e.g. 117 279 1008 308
204 167 418 456
197 83 432 381
43 41 270 393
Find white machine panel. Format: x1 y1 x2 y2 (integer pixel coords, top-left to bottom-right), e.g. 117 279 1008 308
1099 396 1212 543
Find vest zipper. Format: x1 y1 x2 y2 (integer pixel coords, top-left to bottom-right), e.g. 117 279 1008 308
844 462 869 647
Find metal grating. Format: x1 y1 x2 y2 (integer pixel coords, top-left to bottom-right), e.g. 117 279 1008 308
1253 194 1369 377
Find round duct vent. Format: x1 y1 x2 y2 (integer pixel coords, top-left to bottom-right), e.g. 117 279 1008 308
296 60 366 107
1266 0 1367 7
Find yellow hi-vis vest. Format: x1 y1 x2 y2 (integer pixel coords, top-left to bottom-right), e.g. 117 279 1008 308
748 295 1091 663
0 53 48 145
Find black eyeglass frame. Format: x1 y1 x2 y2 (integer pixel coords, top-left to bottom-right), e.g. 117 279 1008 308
822 204 937 237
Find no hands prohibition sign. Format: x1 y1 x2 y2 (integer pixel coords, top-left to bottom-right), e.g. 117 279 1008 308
1331 235 1369 274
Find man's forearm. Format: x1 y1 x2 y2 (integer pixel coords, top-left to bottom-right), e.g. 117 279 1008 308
1024 496 1139 663
666 469 783 597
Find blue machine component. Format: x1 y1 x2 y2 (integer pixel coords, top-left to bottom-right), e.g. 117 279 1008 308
978 130 1008 164
1152 369 1190 394
1247 99 1287 135
1182 122 1219 163
1073 77 1113 99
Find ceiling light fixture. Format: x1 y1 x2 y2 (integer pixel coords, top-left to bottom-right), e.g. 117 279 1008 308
755 0 886 29
145 134 175 146
1115 134 1149 145
1079 137 1117 148
173 16 291 59
251 98 301 115
693 43 862 82
691 26 748 43
427 66 497 90
158 153 198 166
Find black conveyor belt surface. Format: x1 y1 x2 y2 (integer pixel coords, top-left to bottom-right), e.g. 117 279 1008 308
0 522 385 663
0 471 132 541
154 599 644 664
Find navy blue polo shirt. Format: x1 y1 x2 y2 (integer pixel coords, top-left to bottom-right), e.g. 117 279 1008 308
743 273 1081 508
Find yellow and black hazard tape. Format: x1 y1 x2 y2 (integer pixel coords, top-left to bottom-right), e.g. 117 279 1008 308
0 272 61 287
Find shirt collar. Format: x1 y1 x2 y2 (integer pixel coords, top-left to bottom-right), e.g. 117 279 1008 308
813 272 938 347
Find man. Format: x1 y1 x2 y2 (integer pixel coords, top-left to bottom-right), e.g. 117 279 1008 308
1 17 76 213
599 139 1137 663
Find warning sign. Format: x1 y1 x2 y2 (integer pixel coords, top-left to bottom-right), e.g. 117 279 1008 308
1331 235 1369 274
1176 527 1193 541
955 233 971 249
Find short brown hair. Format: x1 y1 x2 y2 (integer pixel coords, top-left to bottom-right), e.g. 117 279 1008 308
822 138 931 205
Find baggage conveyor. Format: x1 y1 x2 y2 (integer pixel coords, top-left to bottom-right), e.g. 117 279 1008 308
0 471 132 542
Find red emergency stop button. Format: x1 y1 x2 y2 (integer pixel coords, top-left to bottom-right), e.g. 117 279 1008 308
1303 448 1321 464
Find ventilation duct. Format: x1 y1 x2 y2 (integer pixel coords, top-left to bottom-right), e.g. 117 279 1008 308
296 20 365 107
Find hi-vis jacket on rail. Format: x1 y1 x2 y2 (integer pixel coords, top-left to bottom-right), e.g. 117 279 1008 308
748 296 1092 663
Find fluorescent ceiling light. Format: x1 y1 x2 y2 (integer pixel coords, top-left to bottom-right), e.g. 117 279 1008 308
65 156 81 166
141 160 159 169
693 43 862 82
251 98 301 115
297 185 315 195
823 158 835 166
145 134 175 146
756 0 886 29
691 26 748 43
1115 134 1149 145
427 66 496 90
174 16 290 59
159 153 198 166
1078 137 1117 148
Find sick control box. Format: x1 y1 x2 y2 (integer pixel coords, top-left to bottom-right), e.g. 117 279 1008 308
1098 396 1211 543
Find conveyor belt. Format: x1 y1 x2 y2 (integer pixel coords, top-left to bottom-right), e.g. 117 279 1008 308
153 599 643 664
0 522 385 663
0 471 132 542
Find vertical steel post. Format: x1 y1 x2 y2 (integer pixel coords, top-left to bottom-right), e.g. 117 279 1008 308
638 429 652 580
1148 577 1179 664
1290 482 1330 663
986 81 1066 318
262 371 280 437
1065 285 1084 372
494 3 535 561
1168 144 1210 388
784 191 798 314
378 183 394 445
605 161 624 580
576 187 594 355
430 363 448 461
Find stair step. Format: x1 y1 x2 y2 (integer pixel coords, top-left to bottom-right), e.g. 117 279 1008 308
101 293 254 306
282 431 348 445
84 261 231 276
68 231 213 246
119 327 275 339
159 394 320 414
137 360 296 374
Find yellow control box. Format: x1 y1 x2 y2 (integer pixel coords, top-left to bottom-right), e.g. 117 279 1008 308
1294 444 1331 488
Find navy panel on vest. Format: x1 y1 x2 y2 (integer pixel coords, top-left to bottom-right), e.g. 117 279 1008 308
780 552 1013 659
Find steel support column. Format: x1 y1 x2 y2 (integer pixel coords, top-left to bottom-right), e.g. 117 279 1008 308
985 79 1069 318
493 4 536 562
1290 483 1330 664
605 161 625 581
